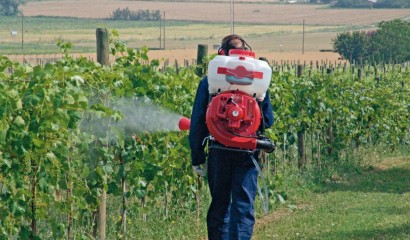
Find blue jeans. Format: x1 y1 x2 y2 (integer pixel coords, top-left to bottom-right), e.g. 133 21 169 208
207 148 259 240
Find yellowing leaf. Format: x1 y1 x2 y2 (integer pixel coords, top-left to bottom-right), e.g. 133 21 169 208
13 116 25 127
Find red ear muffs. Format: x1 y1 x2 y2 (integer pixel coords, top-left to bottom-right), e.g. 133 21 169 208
218 49 226 55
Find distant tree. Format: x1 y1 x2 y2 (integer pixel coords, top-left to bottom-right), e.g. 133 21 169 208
373 19 410 63
333 31 371 64
334 0 410 8
110 8 161 21
0 0 27 16
333 19 410 64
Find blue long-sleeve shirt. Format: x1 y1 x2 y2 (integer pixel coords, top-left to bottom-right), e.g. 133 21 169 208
188 77 274 166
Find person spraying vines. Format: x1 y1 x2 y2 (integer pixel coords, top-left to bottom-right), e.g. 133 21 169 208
188 35 274 240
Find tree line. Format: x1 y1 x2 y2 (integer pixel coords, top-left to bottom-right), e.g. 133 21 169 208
333 19 410 64
109 8 161 21
300 0 409 8
332 0 410 8
0 0 26 16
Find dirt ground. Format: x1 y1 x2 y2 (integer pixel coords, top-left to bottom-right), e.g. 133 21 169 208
21 0 410 25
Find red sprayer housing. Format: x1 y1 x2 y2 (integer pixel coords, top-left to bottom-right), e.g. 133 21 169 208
206 90 261 150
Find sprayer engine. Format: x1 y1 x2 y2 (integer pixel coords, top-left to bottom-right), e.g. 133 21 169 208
206 90 260 149
206 90 274 152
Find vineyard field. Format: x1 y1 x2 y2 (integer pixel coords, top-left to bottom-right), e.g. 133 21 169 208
0 38 409 238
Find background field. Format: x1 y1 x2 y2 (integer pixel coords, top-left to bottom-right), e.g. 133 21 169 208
1 0 410 62
21 0 410 25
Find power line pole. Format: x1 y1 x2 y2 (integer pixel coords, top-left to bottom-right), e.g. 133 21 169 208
230 0 232 34
159 16 162 49
302 19 305 55
21 14 24 51
230 0 235 34
163 11 166 50
233 0 235 34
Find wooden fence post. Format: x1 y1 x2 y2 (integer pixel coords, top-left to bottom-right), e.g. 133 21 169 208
196 44 208 77
96 27 109 240
327 68 332 75
175 59 179 74
96 28 110 66
328 114 333 156
298 127 306 170
297 64 303 78
297 65 307 169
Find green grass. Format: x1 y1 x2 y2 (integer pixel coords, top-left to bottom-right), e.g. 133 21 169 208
254 155 410 239
95 147 410 239
104 186 211 239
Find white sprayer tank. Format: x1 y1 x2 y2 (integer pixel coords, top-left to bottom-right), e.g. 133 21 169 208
207 49 272 100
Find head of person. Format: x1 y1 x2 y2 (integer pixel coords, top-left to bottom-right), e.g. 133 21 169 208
218 34 252 56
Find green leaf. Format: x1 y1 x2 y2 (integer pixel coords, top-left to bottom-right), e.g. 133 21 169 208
32 138 43 148
108 182 119 195
77 95 88 108
1 158 12 168
64 94 75 105
13 116 25 127
23 94 41 106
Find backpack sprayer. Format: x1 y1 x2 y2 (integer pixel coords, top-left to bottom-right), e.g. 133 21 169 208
205 49 274 152
179 49 275 213
179 49 274 151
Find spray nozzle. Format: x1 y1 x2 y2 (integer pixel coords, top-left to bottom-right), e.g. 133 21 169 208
178 117 191 131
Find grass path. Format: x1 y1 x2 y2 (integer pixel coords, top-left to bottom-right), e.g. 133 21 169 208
254 157 410 239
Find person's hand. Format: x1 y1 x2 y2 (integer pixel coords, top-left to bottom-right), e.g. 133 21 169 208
192 162 207 177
